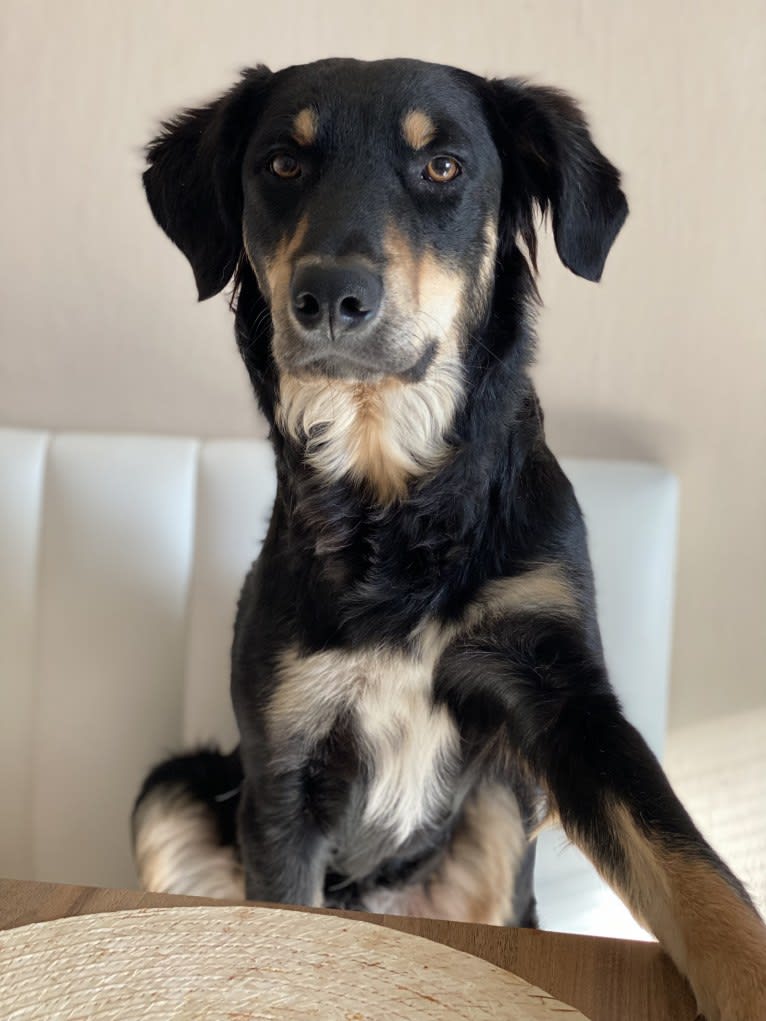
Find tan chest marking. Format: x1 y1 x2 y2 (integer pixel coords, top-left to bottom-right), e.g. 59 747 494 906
276 363 463 505
457 563 581 634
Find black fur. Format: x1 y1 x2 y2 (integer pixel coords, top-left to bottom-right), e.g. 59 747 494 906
134 59 762 988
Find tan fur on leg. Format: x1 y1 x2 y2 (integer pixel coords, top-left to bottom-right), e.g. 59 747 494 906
364 783 529 925
608 804 766 1021
132 786 244 900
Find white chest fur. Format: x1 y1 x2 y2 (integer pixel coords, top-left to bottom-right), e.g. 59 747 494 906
269 642 459 843
267 566 579 844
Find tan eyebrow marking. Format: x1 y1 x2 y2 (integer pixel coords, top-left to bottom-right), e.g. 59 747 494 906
402 109 437 150
292 107 318 147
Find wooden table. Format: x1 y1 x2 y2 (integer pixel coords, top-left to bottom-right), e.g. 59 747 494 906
0 877 696 1020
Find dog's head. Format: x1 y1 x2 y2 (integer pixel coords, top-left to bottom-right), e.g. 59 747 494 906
144 58 627 501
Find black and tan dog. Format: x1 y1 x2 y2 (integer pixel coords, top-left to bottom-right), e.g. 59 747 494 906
132 58 766 1019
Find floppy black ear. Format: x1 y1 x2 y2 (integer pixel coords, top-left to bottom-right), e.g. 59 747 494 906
483 79 628 282
143 66 272 300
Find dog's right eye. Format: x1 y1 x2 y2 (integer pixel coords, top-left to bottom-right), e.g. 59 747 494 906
423 155 461 184
269 153 302 179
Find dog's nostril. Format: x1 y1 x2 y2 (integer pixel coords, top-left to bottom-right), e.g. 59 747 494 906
295 292 321 319
339 296 370 322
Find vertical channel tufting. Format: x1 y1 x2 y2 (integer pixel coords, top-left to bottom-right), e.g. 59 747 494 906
181 439 277 749
537 457 679 939
0 429 50 879
562 458 679 757
30 433 200 889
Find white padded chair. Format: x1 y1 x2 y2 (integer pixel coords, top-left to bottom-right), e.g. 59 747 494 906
0 427 678 938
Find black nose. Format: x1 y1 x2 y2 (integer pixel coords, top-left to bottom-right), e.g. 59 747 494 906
290 261 383 332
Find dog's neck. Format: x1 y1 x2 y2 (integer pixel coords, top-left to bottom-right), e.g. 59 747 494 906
230 250 549 640
234 247 542 517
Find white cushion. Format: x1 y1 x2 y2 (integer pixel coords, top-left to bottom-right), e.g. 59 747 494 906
0 428 677 937
536 460 678 939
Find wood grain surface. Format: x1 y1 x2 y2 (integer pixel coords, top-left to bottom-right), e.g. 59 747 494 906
0 878 697 1021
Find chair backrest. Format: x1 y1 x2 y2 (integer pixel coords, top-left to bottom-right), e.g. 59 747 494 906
0 428 678 934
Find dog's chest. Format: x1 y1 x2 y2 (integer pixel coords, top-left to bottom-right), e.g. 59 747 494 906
271 642 459 844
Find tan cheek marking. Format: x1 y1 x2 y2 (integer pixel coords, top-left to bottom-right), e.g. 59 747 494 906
383 223 418 314
402 109 436 150
263 214 309 307
292 107 317 147
418 218 499 344
383 222 464 344
610 804 766 1020
417 250 465 350
474 216 499 318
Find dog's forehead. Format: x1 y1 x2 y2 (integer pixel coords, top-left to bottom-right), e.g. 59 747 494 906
258 58 486 143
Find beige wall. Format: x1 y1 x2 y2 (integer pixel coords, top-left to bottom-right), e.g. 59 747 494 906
1 1 764 729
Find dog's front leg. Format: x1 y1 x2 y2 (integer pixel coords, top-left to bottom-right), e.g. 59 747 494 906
237 770 329 907
438 616 766 1021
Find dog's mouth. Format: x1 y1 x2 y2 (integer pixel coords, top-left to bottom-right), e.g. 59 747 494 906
289 339 438 384
270 300 442 384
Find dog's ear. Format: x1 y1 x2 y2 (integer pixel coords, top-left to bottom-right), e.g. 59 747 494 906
143 66 272 300
483 79 628 282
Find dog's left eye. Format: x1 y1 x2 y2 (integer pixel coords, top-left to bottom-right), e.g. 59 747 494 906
269 153 302 179
423 155 461 183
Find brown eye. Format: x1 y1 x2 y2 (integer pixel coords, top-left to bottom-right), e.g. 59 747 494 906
269 153 301 179
423 155 461 183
